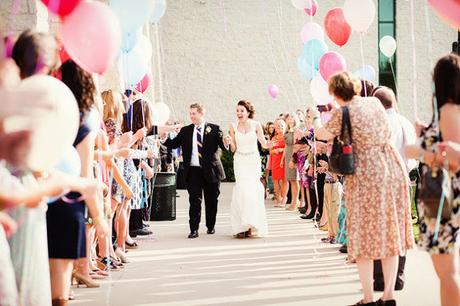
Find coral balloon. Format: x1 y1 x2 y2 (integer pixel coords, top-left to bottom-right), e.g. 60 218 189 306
40 0 81 17
428 0 460 30
268 85 279 99
324 8 352 47
343 0 376 32
136 73 152 93
300 22 324 44
319 52 347 81
3 75 79 171
379 35 397 58
62 1 121 74
304 0 318 16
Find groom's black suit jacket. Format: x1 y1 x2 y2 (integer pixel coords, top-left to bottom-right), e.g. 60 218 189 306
163 123 227 183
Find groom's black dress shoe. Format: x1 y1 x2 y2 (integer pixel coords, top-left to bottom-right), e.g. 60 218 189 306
188 231 199 239
207 228 215 234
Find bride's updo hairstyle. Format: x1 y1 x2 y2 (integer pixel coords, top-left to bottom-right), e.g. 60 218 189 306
328 72 362 102
237 100 255 119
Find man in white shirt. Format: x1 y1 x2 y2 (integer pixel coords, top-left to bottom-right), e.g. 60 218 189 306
373 86 417 173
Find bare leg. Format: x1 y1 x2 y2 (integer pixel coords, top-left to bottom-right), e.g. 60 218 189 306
381 255 398 301
116 200 129 252
432 253 460 306
273 180 280 206
49 259 73 300
299 186 305 207
281 180 289 205
75 225 95 277
287 180 299 210
356 258 374 303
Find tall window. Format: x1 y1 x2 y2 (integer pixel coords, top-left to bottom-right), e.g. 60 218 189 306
378 0 396 94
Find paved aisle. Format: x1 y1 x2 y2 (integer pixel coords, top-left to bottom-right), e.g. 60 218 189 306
73 183 439 306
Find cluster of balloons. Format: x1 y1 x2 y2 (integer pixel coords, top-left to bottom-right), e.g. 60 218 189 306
111 0 167 91
292 0 378 105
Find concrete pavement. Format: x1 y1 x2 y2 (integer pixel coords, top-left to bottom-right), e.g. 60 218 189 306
72 183 440 306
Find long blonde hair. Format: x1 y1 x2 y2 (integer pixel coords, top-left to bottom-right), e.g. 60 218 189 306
284 112 299 132
102 90 125 124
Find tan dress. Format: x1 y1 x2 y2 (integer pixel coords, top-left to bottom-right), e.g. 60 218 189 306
324 97 414 260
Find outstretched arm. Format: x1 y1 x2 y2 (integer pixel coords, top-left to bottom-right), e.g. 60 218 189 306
228 125 236 153
255 122 269 149
217 125 229 152
162 128 184 149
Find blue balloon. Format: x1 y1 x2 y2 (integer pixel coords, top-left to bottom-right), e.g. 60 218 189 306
48 147 81 204
355 65 376 82
302 39 328 69
110 0 155 33
297 55 318 80
121 30 140 53
150 0 167 23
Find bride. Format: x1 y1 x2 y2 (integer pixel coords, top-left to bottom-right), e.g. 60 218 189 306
227 100 269 238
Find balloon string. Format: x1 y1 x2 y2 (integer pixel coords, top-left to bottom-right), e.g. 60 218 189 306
358 33 368 97
155 23 164 105
409 0 418 120
389 58 399 94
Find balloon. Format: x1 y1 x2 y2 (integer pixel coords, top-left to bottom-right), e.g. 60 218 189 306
120 38 151 86
3 76 79 172
303 39 328 69
136 35 153 61
110 0 156 33
121 30 141 53
62 1 121 74
150 0 167 23
48 146 81 204
428 0 460 30
85 107 101 132
319 51 347 81
136 73 152 93
300 22 324 44
324 8 352 47
354 65 376 82
3 35 14 58
291 0 313 10
379 35 397 58
268 85 279 99
343 0 376 32
297 55 318 80
304 0 317 16
154 102 170 125
310 75 332 106
40 0 81 17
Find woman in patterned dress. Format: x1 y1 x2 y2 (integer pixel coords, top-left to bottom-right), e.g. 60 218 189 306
311 72 414 306
405 54 460 306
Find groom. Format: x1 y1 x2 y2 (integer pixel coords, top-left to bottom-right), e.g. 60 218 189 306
162 103 228 238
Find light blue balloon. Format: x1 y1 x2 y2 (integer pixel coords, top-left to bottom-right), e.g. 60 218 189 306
150 0 167 23
302 39 328 70
297 55 318 80
48 146 81 204
110 0 155 33
121 30 141 53
355 65 376 82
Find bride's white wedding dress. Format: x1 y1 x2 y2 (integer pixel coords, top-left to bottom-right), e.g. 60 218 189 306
230 120 268 237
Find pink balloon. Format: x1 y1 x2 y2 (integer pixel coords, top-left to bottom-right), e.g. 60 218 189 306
62 2 121 74
319 52 347 81
268 85 279 99
428 0 460 30
304 0 318 16
135 73 152 93
300 22 324 44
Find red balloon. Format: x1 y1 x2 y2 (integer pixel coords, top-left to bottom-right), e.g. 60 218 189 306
319 51 347 81
136 73 152 93
324 8 352 47
41 0 82 17
303 0 318 16
428 0 460 30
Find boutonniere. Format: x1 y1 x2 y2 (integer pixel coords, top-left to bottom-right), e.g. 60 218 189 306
205 126 212 135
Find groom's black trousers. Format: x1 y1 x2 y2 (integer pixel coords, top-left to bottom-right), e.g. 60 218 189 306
186 166 220 232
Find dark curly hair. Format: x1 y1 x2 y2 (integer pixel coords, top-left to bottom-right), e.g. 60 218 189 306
237 100 255 119
12 30 59 79
60 60 96 120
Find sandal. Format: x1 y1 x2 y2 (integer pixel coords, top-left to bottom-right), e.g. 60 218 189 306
125 241 138 249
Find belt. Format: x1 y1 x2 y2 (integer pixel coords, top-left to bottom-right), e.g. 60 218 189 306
236 151 257 156
325 180 338 184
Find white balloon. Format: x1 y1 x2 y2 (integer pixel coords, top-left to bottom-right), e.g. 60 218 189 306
137 34 153 61
154 102 170 125
150 0 167 23
354 65 377 82
291 0 313 10
379 35 397 58
343 0 376 32
310 75 332 106
4 75 80 171
300 22 324 44
85 107 101 132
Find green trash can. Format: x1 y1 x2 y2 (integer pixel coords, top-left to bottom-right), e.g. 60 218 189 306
149 172 176 221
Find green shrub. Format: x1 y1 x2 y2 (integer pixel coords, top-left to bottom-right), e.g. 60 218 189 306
220 150 235 182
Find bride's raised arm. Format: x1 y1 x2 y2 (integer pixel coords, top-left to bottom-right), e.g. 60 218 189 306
228 124 237 153
255 121 269 149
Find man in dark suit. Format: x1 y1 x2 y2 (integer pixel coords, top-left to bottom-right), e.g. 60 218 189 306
162 103 229 238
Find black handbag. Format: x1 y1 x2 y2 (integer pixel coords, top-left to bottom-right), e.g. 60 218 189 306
418 164 452 219
329 107 355 175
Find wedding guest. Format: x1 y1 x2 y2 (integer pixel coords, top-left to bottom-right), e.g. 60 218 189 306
282 113 300 211
269 119 287 207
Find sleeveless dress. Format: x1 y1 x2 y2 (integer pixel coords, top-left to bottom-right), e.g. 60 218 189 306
230 120 268 237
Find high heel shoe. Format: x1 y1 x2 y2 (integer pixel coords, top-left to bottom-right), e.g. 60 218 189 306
72 271 100 288
52 298 68 306
245 228 252 237
234 232 246 239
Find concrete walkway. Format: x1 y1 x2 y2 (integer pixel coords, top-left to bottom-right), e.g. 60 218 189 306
72 183 440 306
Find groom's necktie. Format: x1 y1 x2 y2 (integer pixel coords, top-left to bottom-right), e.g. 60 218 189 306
196 126 203 166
